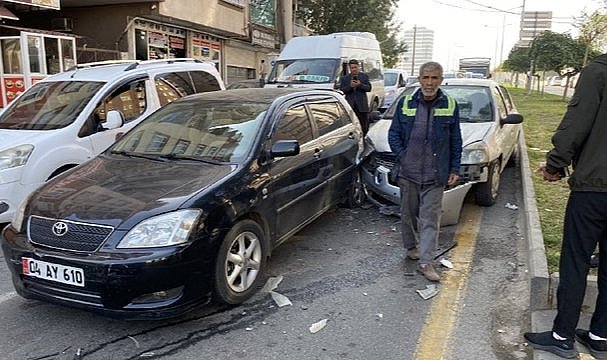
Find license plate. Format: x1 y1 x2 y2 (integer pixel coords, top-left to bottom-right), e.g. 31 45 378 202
21 257 85 287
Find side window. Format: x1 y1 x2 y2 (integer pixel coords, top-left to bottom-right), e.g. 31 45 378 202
155 71 195 106
309 101 347 137
190 70 222 93
499 86 515 112
95 79 147 123
273 105 313 145
491 86 508 119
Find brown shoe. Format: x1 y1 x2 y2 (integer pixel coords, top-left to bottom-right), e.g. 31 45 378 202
417 263 440 282
406 247 420 260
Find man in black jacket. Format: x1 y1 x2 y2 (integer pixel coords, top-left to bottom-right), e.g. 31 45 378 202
340 59 372 135
525 54 607 359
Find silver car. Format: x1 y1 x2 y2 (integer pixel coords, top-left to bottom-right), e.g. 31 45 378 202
361 78 523 225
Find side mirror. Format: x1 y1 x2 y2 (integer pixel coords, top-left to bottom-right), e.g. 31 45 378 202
370 110 382 123
102 110 124 130
501 113 523 125
271 140 300 157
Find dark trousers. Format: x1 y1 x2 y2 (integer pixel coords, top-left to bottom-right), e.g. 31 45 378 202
553 191 607 338
353 108 369 136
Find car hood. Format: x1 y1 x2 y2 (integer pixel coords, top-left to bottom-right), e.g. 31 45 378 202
366 120 493 152
30 155 234 228
0 129 48 150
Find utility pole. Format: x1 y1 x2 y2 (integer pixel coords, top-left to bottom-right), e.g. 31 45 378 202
410 25 417 75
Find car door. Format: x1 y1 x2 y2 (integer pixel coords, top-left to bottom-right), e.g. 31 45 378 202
265 102 327 240
307 99 360 207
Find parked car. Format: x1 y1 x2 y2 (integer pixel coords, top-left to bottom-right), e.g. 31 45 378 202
546 75 562 86
379 68 407 112
0 59 225 224
1 88 365 319
362 78 523 225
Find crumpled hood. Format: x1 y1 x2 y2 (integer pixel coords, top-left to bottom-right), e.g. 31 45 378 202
366 120 492 152
30 155 234 227
0 129 48 151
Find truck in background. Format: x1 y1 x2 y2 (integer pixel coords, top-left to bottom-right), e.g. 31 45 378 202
459 57 491 78
264 32 385 112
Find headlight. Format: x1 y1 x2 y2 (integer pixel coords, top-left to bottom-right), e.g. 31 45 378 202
11 193 31 233
0 145 34 171
118 209 202 248
461 142 490 164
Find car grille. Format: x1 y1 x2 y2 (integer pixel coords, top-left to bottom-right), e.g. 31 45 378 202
28 215 114 252
374 152 396 169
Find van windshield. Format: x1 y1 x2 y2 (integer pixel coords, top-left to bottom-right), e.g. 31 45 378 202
267 59 339 84
0 81 104 130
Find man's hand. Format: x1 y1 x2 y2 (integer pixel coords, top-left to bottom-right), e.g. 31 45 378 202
351 79 360 87
448 173 459 186
538 165 563 182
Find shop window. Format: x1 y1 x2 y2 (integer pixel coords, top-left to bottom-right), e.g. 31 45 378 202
61 39 75 70
44 38 60 74
27 35 43 73
135 29 148 61
94 79 147 124
2 38 22 74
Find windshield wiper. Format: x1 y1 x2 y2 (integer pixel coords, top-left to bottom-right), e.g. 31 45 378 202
158 153 223 164
110 150 168 162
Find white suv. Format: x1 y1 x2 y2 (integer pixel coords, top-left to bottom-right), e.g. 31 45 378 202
0 59 225 223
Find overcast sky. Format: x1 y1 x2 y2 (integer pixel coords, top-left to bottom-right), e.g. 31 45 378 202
396 0 605 71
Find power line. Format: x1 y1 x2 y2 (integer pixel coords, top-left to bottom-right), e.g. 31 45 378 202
430 0 521 15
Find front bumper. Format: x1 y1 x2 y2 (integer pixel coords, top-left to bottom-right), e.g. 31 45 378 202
1 225 215 319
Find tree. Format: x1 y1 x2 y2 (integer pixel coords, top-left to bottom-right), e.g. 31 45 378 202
575 10 607 65
296 0 406 68
502 46 530 87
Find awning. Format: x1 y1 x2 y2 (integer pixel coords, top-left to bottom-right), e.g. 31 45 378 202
0 6 19 21
0 24 84 38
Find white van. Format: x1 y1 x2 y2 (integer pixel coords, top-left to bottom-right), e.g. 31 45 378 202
0 59 224 223
265 32 385 111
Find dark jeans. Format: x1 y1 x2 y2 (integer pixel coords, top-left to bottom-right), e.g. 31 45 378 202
553 191 607 339
353 108 369 136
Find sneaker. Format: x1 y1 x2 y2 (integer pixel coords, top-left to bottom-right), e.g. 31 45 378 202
417 263 440 282
406 247 420 260
575 329 607 359
524 331 578 359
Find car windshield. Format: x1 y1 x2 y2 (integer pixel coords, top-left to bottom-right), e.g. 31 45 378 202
384 73 398 86
383 85 494 123
112 98 268 163
267 58 339 84
0 81 104 130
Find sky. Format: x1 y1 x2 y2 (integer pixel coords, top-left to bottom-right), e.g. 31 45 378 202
396 0 605 71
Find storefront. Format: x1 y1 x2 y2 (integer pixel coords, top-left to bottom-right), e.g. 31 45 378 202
0 25 76 107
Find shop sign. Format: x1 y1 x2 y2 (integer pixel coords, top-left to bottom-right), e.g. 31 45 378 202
148 32 167 47
252 29 276 48
169 36 185 49
3 0 60 10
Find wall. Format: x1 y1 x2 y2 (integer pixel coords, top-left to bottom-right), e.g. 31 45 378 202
159 0 247 37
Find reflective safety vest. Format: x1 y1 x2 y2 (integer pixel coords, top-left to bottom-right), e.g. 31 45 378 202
401 94 456 117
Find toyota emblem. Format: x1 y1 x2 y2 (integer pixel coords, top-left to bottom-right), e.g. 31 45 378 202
52 221 69 237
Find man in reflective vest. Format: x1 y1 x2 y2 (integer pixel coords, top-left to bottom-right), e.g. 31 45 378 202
388 61 462 282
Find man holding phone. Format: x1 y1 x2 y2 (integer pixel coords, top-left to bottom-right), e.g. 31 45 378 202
340 59 372 135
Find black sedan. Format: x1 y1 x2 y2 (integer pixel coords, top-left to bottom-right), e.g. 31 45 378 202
1 88 364 319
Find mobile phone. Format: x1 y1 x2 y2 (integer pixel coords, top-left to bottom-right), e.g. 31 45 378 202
352 75 358 81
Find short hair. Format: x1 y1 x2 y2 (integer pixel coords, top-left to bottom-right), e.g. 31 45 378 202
348 59 359 65
419 61 443 75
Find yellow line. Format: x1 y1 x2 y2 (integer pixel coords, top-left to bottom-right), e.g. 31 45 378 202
414 205 483 360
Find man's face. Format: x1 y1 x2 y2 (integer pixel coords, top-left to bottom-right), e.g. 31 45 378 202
418 67 443 99
349 64 360 75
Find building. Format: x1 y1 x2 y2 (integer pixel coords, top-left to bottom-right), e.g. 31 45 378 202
402 25 434 76
516 11 552 48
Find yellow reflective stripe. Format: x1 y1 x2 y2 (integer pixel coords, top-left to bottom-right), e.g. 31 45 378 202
401 94 416 116
434 96 456 117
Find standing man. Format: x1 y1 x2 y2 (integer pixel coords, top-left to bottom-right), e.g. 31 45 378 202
259 59 267 87
388 61 462 282
524 54 607 359
340 59 372 135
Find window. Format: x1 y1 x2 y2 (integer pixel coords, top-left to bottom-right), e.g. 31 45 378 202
491 86 508 119
190 71 222 93
309 102 347 136
44 38 60 74
95 79 147 123
155 71 222 106
2 38 22 74
274 105 313 144
28 35 42 73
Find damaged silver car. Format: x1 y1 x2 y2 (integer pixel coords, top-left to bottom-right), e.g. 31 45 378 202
361 78 523 225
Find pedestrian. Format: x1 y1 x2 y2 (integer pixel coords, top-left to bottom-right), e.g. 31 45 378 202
259 59 267 87
388 61 462 282
524 54 607 359
339 59 372 135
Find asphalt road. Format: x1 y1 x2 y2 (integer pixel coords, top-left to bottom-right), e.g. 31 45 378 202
0 166 530 360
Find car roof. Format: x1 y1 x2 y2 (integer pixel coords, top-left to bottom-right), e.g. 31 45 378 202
177 87 342 104
384 68 406 74
442 78 497 87
41 59 219 83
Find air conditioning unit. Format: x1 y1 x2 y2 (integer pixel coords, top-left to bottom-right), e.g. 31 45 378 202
51 17 74 32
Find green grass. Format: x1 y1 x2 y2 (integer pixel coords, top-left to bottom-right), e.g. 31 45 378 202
507 87 570 273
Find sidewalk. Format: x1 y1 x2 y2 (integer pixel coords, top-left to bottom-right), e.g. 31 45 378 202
520 131 599 359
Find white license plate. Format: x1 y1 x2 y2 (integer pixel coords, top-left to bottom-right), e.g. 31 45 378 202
21 257 85 287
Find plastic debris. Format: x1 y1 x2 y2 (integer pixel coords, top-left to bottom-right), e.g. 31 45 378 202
270 291 292 307
140 352 155 358
439 258 454 269
376 313 383 319
245 327 254 331
309 319 328 333
416 284 439 300
505 203 519 210
362 292 368 296
128 336 140 348
261 276 283 293
379 205 400 217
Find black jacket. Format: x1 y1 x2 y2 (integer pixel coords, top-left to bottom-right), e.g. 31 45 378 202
547 54 607 191
340 72 371 112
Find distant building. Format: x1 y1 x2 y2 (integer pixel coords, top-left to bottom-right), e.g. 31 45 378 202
402 26 434 76
516 11 552 47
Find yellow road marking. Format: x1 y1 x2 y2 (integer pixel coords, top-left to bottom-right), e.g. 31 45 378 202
414 205 483 360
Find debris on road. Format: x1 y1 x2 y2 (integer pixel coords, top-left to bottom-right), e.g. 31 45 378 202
309 319 328 333
439 258 454 269
416 284 439 300
261 276 283 293
270 291 292 307
505 203 519 210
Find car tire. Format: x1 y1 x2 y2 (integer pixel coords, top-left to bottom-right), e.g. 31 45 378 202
343 169 365 208
474 159 501 206
213 220 266 305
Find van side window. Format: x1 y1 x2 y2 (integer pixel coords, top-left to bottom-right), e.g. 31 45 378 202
190 71 222 93
309 101 346 136
155 72 193 106
95 79 147 124
273 105 313 144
